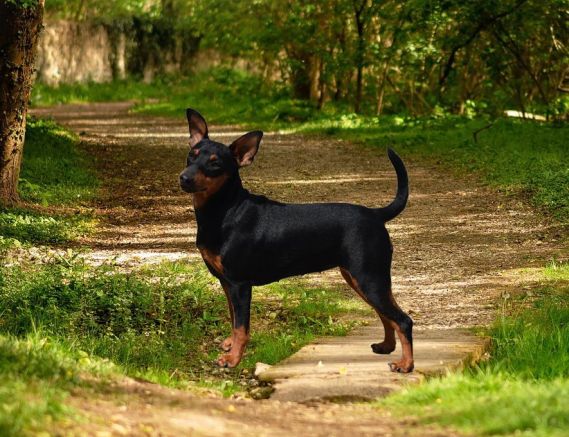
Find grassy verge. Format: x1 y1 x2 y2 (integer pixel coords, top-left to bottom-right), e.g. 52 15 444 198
379 261 569 437
1 118 97 248
32 67 569 224
0 332 117 435
32 69 321 125
0 254 368 432
20 118 97 205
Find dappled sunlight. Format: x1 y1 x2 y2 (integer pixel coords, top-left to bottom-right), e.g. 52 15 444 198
35 102 565 338
265 176 395 185
84 250 199 267
98 131 281 139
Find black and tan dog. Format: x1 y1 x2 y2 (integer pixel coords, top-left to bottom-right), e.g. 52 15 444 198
179 109 414 373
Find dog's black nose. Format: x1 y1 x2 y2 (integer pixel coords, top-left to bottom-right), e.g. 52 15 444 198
180 173 196 192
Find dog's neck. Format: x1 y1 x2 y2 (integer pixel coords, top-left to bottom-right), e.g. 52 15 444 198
194 174 247 248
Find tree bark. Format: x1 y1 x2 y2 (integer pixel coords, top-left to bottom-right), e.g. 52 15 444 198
353 0 366 114
308 56 321 103
0 0 44 206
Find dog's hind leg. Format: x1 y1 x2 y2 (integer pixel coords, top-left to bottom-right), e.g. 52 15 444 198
340 268 396 354
340 266 414 373
372 314 397 354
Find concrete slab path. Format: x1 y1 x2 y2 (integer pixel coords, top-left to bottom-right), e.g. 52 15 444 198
258 326 487 402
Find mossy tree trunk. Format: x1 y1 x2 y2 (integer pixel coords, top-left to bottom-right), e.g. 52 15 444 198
0 0 44 206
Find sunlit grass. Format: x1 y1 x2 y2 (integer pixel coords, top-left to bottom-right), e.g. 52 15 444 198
0 332 117 435
379 261 569 437
0 257 367 396
0 117 97 247
21 117 98 206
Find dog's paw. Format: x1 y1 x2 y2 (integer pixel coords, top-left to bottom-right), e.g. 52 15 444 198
220 336 233 352
388 359 414 373
216 353 241 368
371 341 396 355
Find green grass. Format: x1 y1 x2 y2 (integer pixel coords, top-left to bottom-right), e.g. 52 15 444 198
0 208 93 245
380 261 569 437
0 117 97 247
32 80 166 108
21 118 97 205
0 251 367 431
32 67 569 223
32 68 325 125
0 255 367 402
0 332 116 436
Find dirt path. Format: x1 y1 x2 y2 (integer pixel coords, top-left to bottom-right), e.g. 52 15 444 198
32 102 564 433
62 377 456 437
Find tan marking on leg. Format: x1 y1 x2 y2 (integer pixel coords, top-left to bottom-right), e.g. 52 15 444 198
340 268 396 354
388 320 414 373
386 289 414 373
217 326 249 368
340 268 370 304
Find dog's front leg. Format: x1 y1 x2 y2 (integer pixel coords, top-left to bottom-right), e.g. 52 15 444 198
219 281 235 352
216 282 252 368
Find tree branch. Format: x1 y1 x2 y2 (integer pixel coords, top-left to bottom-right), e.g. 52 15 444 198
439 0 528 87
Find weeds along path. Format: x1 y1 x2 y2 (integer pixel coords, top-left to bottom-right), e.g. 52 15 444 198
31 102 564 431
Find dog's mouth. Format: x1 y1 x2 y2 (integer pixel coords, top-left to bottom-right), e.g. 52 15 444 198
180 183 206 194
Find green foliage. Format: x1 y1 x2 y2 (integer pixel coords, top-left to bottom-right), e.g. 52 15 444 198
41 0 568 115
0 208 93 244
45 0 154 19
6 0 40 9
0 257 365 391
0 333 116 435
0 259 217 376
194 0 568 113
381 263 569 436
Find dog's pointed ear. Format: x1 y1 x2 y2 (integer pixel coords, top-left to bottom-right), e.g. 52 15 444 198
229 131 263 167
186 108 209 148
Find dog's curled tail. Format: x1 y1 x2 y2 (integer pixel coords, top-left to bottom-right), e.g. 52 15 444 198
376 148 409 222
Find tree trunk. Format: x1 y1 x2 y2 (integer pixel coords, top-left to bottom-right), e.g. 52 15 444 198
0 0 44 206
289 54 312 100
355 63 363 113
308 56 321 103
354 21 365 114
353 0 367 114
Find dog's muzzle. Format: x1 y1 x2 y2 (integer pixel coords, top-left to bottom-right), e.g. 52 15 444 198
180 174 198 193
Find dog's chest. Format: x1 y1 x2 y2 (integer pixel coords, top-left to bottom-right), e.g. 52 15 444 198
198 247 224 275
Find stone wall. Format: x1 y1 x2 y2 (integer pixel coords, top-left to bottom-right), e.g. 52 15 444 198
36 20 127 86
35 20 273 85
